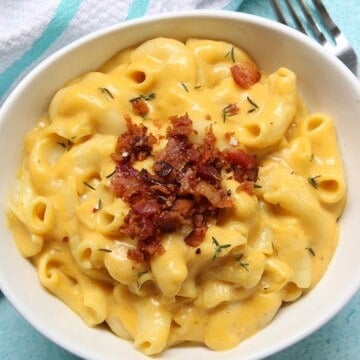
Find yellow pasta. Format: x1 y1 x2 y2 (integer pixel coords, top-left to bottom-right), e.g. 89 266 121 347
7 37 346 355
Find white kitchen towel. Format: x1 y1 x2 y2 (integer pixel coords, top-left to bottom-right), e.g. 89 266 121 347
0 0 244 104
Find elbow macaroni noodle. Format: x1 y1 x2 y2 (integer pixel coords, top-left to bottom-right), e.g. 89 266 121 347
7 38 346 355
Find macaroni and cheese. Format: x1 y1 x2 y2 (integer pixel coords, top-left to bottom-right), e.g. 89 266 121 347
7 38 346 355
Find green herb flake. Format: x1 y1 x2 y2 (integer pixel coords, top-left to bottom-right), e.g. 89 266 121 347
129 93 156 103
246 96 259 113
308 175 321 189
83 182 96 190
222 103 239 123
306 247 316 256
98 87 114 100
98 248 112 253
106 169 116 178
194 85 202 89
212 236 231 261
246 96 259 108
180 82 189 92
254 184 262 188
236 254 249 271
225 46 236 63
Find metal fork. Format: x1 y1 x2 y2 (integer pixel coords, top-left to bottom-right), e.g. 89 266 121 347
270 0 358 74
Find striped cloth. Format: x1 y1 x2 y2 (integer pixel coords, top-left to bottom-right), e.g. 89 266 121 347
0 0 245 105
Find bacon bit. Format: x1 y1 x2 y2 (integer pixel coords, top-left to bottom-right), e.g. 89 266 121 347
172 199 193 218
127 248 145 263
167 113 193 138
156 211 185 232
225 132 239 146
224 103 240 117
237 181 255 195
152 119 162 129
223 148 258 184
223 148 257 168
230 61 261 89
195 181 233 208
110 115 258 262
185 227 206 247
224 132 235 141
154 160 173 178
111 116 156 163
131 98 149 117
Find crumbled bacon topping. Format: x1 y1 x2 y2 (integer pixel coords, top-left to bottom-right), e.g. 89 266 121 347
223 148 258 183
110 114 258 262
111 115 156 163
224 103 240 117
131 98 149 117
230 61 261 88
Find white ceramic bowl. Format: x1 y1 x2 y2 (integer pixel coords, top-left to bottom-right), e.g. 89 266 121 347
0 10 359 360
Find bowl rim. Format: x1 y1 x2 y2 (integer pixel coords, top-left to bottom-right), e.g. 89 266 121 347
0 9 360 360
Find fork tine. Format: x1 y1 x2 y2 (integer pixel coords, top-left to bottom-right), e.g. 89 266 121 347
297 0 327 44
284 0 306 34
270 0 358 74
270 0 288 25
312 0 340 38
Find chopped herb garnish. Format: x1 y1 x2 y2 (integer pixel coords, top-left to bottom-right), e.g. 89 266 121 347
98 248 112 252
136 271 149 289
310 154 314 161
308 175 321 189
222 103 239 123
180 82 189 92
194 85 202 89
98 87 114 99
306 247 316 256
246 96 259 108
236 254 249 271
254 184 262 188
225 46 236 63
106 169 116 178
83 182 96 190
129 93 156 103
226 189 232 196
247 96 259 113
212 236 231 261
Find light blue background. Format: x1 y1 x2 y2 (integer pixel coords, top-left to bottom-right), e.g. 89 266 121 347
1 0 359 359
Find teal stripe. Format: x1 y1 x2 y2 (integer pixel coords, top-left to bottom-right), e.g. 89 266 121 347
223 0 245 11
0 0 82 100
126 0 151 20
